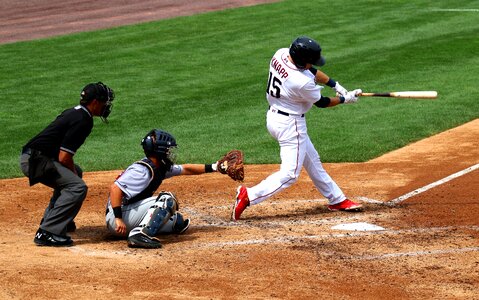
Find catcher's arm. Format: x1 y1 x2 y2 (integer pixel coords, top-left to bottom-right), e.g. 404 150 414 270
177 150 244 181
180 164 214 175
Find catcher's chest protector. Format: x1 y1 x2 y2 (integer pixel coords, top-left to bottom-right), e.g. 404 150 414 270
126 158 165 204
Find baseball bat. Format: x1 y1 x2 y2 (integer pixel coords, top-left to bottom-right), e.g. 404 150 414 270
359 91 437 99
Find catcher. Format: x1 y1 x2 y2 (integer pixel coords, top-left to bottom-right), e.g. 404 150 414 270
105 129 243 249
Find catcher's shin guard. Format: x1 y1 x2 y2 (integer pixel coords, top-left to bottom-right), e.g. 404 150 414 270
157 212 191 234
140 192 178 237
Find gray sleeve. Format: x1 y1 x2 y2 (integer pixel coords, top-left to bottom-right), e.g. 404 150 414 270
165 164 183 179
114 164 152 200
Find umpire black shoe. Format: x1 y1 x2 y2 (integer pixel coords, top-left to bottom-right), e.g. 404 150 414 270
34 228 73 247
127 233 162 249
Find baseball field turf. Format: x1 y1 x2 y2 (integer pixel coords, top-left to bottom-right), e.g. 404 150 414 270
0 0 478 179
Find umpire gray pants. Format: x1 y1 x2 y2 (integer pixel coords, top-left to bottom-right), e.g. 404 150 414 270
20 153 88 236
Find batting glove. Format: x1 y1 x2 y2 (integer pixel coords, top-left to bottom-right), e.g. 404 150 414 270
333 81 348 97
342 89 362 104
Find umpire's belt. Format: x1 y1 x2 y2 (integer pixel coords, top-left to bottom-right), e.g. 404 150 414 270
269 106 304 117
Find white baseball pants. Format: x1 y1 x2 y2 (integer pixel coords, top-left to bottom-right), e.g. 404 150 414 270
247 110 346 205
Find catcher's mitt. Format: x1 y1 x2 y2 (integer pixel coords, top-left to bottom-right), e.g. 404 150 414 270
217 150 244 181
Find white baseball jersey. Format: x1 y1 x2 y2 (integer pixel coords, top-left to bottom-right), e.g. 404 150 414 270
266 48 323 115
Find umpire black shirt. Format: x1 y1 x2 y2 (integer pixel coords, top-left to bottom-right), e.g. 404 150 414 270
24 105 93 160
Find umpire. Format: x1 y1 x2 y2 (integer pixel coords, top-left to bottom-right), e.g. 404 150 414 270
19 82 115 247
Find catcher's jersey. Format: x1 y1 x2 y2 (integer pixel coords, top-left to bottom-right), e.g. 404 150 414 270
266 48 323 115
114 161 182 202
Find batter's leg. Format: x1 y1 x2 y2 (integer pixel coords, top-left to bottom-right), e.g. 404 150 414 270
247 117 307 205
302 137 346 205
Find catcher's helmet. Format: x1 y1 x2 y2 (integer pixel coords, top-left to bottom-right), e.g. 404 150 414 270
289 36 325 68
141 129 177 164
80 82 115 122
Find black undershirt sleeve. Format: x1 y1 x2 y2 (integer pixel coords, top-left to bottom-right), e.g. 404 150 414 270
314 95 331 108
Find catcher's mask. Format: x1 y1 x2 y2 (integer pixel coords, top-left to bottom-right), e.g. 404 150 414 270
289 36 325 69
141 129 178 167
80 82 115 122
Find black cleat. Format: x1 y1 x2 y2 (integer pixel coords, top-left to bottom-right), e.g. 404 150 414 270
34 228 73 247
127 233 162 249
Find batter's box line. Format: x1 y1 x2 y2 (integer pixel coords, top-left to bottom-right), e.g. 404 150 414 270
386 163 479 206
191 225 479 250
345 247 479 261
191 215 366 229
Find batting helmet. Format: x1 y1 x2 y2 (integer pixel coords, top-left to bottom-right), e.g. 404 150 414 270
289 36 326 68
141 129 177 165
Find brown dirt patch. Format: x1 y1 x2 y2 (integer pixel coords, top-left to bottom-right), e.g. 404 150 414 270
0 0 279 44
1 1 478 299
1 120 477 299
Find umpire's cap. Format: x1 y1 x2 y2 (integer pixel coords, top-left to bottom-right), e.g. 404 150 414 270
289 36 326 68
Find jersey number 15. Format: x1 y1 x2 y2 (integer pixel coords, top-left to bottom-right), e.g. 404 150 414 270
266 72 282 98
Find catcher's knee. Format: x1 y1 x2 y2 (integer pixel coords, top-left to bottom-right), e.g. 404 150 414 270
141 191 179 237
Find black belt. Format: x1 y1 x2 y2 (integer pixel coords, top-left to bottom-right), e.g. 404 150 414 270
269 106 304 117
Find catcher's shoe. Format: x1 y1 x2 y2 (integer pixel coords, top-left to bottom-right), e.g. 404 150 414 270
232 186 250 221
175 218 190 234
127 233 162 249
327 199 362 211
34 228 73 247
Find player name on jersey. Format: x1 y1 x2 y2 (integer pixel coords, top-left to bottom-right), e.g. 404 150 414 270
270 57 289 79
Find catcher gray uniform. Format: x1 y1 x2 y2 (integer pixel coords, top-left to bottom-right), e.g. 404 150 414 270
105 162 189 237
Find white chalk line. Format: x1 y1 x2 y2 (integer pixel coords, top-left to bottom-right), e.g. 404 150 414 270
350 247 479 260
190 226 479 261
387 163 479 206
431 8 479 12
191 215 366 229
192 225 479 248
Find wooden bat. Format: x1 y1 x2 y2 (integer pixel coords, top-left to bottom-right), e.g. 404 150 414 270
359 91 437 99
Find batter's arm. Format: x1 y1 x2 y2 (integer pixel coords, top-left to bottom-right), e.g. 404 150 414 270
310 67 348 96
311 68 330 85
314 95 343 108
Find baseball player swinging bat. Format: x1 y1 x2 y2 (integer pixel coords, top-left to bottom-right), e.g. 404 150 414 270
359 91 438 99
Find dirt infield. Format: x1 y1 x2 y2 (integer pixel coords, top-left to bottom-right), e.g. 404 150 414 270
1 1 478 299
1 120 477 299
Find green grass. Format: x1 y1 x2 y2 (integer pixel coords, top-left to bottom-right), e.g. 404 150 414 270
1 0 478 178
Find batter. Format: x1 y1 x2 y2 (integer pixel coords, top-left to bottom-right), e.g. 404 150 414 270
232 36 363 220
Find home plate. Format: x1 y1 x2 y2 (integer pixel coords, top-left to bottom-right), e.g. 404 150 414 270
331 222 385 231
